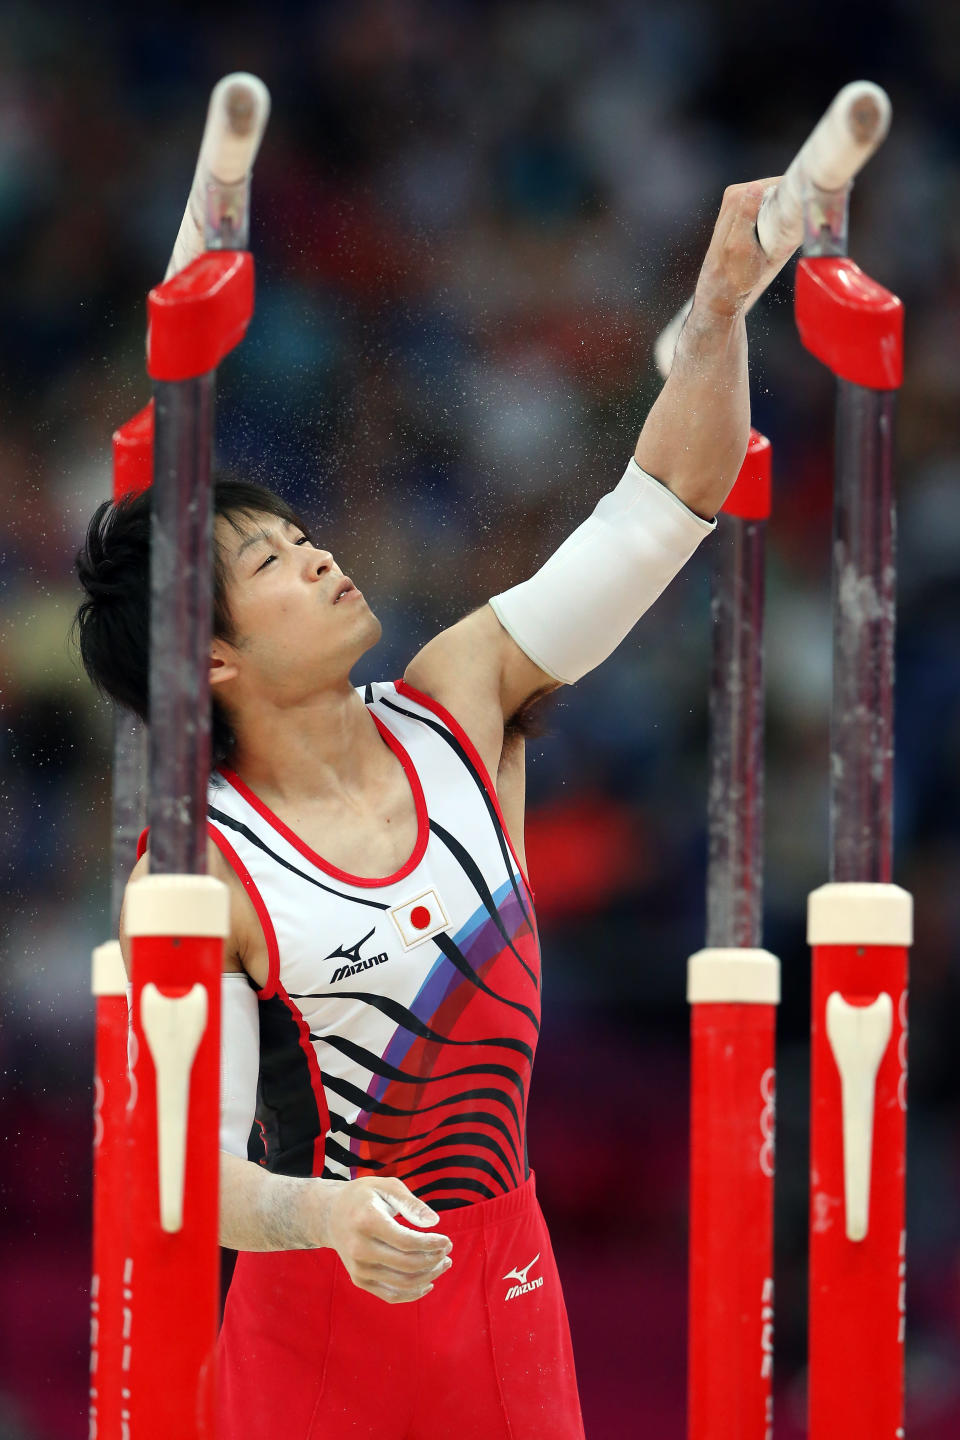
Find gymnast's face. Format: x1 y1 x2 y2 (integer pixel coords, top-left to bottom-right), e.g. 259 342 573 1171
209 510 381 701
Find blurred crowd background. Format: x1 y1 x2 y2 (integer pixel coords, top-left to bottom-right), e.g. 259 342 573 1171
2 1 959 1435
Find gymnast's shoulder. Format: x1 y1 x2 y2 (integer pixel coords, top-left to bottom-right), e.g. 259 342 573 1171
116 839 259 983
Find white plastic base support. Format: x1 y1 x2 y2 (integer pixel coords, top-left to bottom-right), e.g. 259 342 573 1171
826 991 894 1241
141 983 209 1234
807 883 912 946
687 948 781 1005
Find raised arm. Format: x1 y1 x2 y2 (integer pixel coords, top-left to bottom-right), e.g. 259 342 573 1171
634 179 785 519
405 179 785 748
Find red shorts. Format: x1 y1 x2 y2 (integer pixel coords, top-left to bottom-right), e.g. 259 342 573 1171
217 1171 584 1439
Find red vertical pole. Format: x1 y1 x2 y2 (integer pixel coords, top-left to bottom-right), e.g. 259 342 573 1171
808 888 910 1440
89 406 153 1440
688 991 778 1440
688 431 779 1440
89 946 131 1440
126 886 227 1439
795 254 910 1439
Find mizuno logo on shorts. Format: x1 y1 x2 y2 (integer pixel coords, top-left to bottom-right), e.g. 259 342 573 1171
502 1253 543 1301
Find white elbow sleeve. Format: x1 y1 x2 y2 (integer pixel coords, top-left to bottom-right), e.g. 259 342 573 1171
489 458 716 684
126 973 260 1159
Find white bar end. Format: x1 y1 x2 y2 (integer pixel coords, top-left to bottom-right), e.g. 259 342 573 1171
92 940 128 997
687 948 781 1004
125 875 229 939
808 883 912 947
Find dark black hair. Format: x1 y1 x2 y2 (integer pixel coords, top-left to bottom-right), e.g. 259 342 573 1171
73 480 310 769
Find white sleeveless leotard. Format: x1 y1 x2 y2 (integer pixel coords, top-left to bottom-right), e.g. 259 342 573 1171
205 679 541 1211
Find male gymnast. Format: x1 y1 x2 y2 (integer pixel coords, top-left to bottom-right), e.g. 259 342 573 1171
76 178 784 1439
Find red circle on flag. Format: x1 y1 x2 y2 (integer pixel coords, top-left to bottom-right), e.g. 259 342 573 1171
410 905 432 930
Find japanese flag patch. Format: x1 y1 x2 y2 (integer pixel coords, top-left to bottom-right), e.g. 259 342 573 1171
388 888 450 950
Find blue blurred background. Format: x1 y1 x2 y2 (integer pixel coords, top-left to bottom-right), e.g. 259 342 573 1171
2 1 959 1435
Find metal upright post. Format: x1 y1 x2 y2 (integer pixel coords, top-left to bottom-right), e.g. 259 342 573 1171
122 250 254 1440
147 368 217 878
795 178 910 1440
687 432 780 1440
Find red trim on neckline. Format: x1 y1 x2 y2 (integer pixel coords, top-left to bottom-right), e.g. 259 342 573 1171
207 822 280 999
394 678 534 899
217 713 429 890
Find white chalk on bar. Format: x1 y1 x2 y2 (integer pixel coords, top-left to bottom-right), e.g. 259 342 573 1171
654 81 891 379
755 81 891 265
165 72 271 281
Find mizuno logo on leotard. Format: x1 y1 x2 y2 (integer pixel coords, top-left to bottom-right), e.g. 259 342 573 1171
503 1253 543 1301
326 926 390 984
